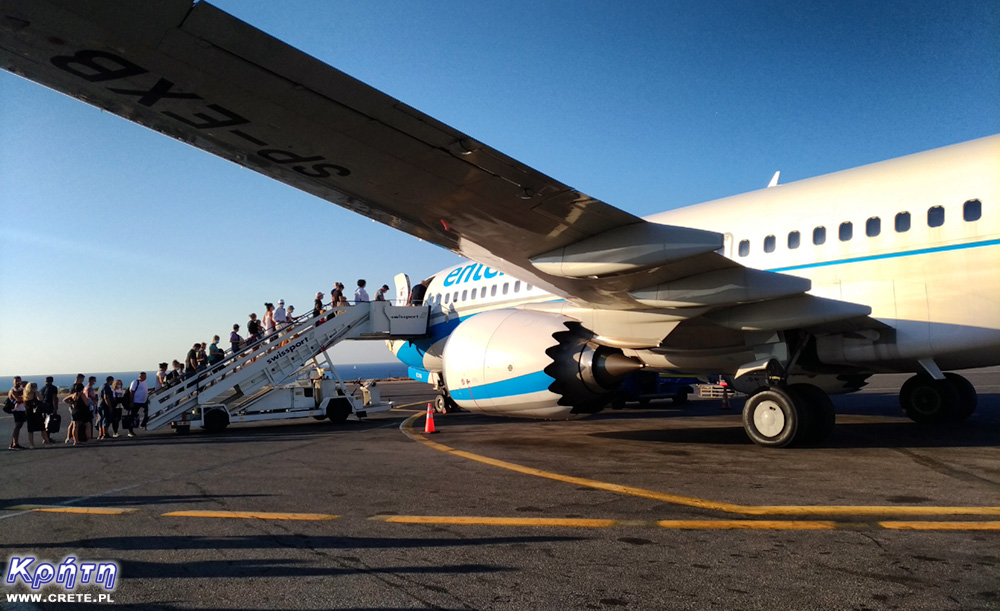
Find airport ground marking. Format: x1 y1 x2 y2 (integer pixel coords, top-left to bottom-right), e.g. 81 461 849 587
161 510 339 521
7 505 135 515
879 521 1000 531
372 515 620 528
371 515 842 530
400 413 1000 519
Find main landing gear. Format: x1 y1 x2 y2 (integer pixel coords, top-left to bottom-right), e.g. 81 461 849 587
433 392 460 414
899 372 977 424
742 383 836 448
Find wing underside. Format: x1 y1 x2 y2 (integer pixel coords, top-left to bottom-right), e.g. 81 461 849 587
0 0 876 342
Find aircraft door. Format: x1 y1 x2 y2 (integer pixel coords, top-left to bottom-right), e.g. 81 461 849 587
394 273 411 305
720 233 734 259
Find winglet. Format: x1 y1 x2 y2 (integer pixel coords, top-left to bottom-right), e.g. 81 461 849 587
767 171 781 188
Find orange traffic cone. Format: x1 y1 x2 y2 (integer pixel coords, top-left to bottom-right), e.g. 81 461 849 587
424 403 438 434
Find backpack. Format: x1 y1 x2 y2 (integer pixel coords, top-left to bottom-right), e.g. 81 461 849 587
120 388 133 410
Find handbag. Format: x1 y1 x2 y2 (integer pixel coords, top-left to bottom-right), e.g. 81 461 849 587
2 397 14 414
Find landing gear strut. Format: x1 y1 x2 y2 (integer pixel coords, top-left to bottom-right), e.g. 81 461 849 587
742 383 836 448
899 372 976 423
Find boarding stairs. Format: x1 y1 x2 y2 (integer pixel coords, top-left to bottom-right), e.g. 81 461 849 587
143 302 428 431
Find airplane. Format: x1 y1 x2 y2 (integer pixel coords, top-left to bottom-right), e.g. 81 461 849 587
1 0 996 447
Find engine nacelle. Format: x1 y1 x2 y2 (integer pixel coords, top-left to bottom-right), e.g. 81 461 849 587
442 310 640 419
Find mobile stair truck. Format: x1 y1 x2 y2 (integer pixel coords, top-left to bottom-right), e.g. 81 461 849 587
142 302 429 434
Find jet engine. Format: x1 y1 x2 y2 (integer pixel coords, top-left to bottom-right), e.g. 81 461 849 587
441 309 641 418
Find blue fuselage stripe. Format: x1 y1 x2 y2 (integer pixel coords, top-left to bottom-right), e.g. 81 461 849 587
449 370 554 402
766 238 1000 273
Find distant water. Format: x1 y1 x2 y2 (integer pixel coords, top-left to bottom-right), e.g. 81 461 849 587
8 362 408 391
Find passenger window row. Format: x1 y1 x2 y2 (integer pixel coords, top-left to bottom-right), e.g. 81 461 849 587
737 199 981 257
433 281 533 305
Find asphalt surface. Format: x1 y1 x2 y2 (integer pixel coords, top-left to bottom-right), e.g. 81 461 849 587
1 370 998 610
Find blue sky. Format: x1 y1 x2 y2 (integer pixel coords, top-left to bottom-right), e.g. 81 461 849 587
1 0 997 377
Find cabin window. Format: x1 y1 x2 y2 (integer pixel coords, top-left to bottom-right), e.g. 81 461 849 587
928 206 945 227
481 287 487 298
763 235 776 253
787 231 800 249
514 281 521 293
895 212 910 232
461 290 467 301
502 282 509 295
526 284 533 291
813 226 826 245
738 240 750 257
444 293 450 304
964 199 982 222
453 292 458 303
491 285 497 297
839 222 853 241
866 217 880 237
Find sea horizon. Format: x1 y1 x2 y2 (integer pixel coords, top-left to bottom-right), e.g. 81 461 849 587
2 361 409 391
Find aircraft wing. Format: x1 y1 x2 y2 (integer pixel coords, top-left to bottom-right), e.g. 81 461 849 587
0 0 871 329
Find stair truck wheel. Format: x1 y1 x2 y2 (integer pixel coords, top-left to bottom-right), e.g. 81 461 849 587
203 408 230 434
326 397 353 424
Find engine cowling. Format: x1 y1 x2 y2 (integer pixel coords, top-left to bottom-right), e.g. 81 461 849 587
442 309 641 419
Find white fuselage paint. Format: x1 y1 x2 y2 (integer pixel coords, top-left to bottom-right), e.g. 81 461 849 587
395 136 1000 378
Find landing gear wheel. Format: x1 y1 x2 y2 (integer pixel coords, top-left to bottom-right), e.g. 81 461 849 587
899 374 959 424
944 373 977 421
435 393 462 413
203 408 229 434
742 388 799 448
787 383 835 445
434 394 448 414
326 398 353 424
672 391 690 406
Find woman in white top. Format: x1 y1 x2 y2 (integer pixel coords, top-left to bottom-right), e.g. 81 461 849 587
155 363 168 391
263 302 276 336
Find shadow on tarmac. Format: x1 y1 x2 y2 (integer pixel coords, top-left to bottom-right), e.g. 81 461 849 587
0 493 269 511
591 392 999 449
0 534 582 553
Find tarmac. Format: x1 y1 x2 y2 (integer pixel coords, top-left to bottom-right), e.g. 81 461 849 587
0 370 997 610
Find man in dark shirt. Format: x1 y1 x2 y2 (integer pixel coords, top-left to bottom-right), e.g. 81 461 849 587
40 376 59 416
408 279 428 306
186 343 200 378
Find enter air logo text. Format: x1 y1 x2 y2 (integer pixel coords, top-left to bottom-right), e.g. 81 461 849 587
442 263 504 287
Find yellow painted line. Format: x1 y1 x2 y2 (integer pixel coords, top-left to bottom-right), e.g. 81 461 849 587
162 510 338 521
373 515 620 528
393 400 434 410
8 505 133 515
401 413 1000 518
880 521 1000 531
374 515 843 530
657 520 837 530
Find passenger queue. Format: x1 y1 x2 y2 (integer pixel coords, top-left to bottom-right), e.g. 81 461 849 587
4 279 404 450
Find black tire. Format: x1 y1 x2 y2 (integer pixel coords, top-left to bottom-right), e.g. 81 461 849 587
899 374 959 424
786 383 835 445
326 398 353 424
434 394 448 414
672 391 690 406
944 373 977 421
203 408 229 434
742 388 799 448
